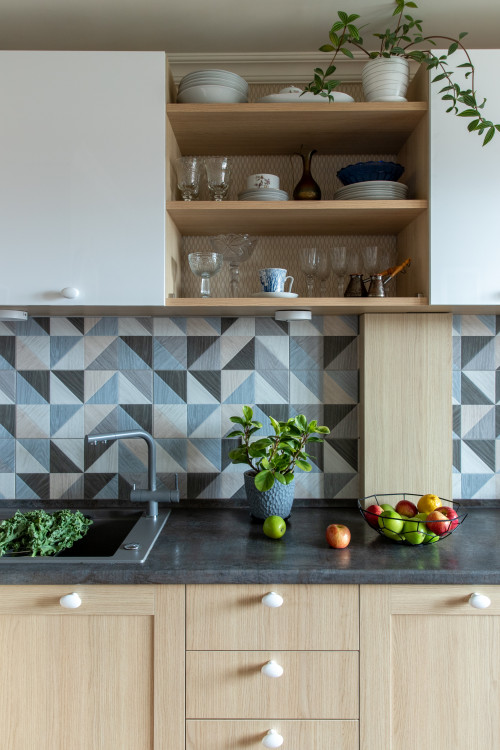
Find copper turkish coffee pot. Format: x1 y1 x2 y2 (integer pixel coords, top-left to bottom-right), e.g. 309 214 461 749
344 258 411 297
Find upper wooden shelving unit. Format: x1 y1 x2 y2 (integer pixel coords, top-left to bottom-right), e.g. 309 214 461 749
166 102 428 155
166 199 427 236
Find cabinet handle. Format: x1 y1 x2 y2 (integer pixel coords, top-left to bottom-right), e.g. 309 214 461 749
262 591 284 608
59 592 82 609
261 660 283 678
469 592 491 609
60 287 80 299
262 729 284 748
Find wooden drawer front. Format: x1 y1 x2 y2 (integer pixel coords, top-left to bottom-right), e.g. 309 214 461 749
0 585 155 615
186 720 359 750
186 584 359 650
389 585 500 615
186 651 359 719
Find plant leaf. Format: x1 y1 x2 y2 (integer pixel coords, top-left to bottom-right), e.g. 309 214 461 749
295 460 312 472
242 405 253 421
254 470 274 491
483 126 495 146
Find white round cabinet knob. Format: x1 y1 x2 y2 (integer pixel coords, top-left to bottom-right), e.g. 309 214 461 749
262 591 284 608
59 593 82 609
261 660 284 678
262 729 284 748
469 592 491 609
61 287 80 299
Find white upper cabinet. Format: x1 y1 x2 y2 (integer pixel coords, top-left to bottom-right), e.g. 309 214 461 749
0 52 166 306
430 49 500 305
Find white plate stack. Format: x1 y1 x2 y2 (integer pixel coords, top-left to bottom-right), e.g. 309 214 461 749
334 180 408 200
177 69 248 103
238 188 289 201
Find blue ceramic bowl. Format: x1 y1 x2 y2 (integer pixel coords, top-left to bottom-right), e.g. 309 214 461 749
337 160 404 186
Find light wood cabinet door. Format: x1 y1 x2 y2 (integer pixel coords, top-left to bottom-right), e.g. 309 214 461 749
0 585 184 750
186 650 358 719
186 720 359 750
186 584 359 650
361 584 500 750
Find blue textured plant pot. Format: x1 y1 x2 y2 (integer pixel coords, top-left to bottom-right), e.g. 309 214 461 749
244 471 295 520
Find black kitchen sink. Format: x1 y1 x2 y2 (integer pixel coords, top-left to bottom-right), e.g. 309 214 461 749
0 508 170 564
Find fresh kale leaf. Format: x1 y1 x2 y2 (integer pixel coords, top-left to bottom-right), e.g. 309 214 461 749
0 509 93 557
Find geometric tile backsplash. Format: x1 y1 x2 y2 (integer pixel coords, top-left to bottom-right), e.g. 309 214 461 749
0 314 359 506
1 313 497 506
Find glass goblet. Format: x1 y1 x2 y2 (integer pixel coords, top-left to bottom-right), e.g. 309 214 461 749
205 156 231 201
300 247 321 297
315 249 330 296
208 233 258 297
361 245 379 276
188 252 223 297
175 156 201 201
330 246 348 297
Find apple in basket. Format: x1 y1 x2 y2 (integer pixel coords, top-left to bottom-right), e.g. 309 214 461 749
365 504 384 528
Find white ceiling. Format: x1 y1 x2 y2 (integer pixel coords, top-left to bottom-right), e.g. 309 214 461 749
0 0 499 54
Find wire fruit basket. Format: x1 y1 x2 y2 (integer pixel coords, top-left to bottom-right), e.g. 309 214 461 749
358 493 467 546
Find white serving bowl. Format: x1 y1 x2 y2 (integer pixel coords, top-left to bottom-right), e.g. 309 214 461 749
177 85 247 104
246 173 280 190
179 75 248 95
179 69 248 91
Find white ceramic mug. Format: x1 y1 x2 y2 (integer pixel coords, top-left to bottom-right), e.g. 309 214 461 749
259 268 294 293
247 173 280 190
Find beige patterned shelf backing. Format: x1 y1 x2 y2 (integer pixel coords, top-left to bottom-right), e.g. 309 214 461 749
179 81 398 298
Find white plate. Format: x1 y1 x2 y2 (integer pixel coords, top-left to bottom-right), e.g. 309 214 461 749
257 91 354 103
251 291 298 298
177 85 247 104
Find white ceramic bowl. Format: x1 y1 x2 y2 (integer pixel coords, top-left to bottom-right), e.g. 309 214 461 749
246 173 280 190
179 70 248 91
179 75 248 95
177 85 247 104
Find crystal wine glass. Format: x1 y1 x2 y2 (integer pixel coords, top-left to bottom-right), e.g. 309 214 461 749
175 156 201 201
205 156 231 201
316 250 330 296
208 234 258 297
300 247 321 297
361 246 379 276
330 246 348 297
188 252 223 297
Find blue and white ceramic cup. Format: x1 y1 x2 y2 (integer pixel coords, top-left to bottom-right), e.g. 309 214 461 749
259 268 294 293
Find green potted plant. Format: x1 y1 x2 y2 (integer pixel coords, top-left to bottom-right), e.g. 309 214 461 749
303 0 500 145
227 405 330 519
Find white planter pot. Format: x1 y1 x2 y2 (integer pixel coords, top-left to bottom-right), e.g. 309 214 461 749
362 57 410 102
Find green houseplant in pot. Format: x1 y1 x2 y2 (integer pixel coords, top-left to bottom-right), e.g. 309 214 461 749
303 0 500 145
227 406 330 519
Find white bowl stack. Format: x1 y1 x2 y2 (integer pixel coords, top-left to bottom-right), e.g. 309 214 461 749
177 69 248 103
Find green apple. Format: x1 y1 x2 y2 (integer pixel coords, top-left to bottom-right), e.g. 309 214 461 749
263 515 286 539
402 518 426 545
423 530 440 544
378 509 404 536
382 527 404 541
380 503 394 512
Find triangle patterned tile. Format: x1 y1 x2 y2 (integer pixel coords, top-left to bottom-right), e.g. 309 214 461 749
17 371 50 404
290 337 323 369
156 438 188 473
84 404 119 435
325 404 358 438
118 371 152 405
452 371 461 405
188 337 221 370
153 317 187 336
453 405 461 439
154 371 187 404
324 439 358 473
324 337 358 370
461 371 494 405
323 371 358 404
84 372 118 404
16 337 50 370
289 371 322 405
186 317 221 336
118 317 153 336
288 318 323 336
452 336 461 371
461 337 494 370
50 371 84 405
84 337 119 370
221 371 255 404
50 473 84 500
0 323 17 337
255 371 289 404
187 404 221 438
294 472 323 500
118 337 153 369
188 439 221 472
118 440 149 475
218 472 245 500
16 439 49 473
323 315 359 336
50 405 84 438
255 318 288 336
0 473 15 499
0 405 15 437
153 404 187 438
461 406 495 440
16 318 49 337
221 338 254 370
452 472 462 499
0 371 16 404
50 439 84 473
0 338 15 369
255 337 289 370
50 337 84 370
16 405 50 438
118 405 152 434
85 440 118 473
187 472 220 500
461 473 495 500
85 474 119 500
461 315 496 336
461 439 495 473
16 473 50 500
188 371 221 404
0 439 15 472
221 317 255 336
453 438 461 471
84 317 118 336
49 317 84 336
153 337 187 370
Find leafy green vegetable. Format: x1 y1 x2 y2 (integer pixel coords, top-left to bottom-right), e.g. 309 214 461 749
0 509 93 557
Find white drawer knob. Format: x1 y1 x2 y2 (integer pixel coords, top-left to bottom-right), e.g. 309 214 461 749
59 593 82 609
469 592 491 609
61 287 80 299
261 660 283 678
262 591 284 608
262 729 284 748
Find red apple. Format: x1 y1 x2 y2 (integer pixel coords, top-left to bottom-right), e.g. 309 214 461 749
425 510 451 536
365 504 384 528
438 505 459 531
395 499 418 518
326 524 351 548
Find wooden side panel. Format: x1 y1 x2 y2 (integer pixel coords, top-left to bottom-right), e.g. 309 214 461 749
360 313 452 499
154 585 185 750
186 720 359 750
186 651 359 719
186 584 359 651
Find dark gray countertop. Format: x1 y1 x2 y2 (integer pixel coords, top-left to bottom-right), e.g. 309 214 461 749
0 507 499 585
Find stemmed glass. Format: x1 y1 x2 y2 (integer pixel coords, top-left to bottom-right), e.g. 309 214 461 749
175 156 201 201
300 248 321 297
208 234 258 297
188 252 223 297
361 246 379 277
330 246 348 297
205 156 231 201
316 251 330 296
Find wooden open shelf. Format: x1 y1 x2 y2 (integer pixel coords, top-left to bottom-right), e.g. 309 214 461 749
167 102 428 155
167 200 427 236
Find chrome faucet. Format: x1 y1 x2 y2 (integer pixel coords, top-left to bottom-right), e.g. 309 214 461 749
86 429 179 517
